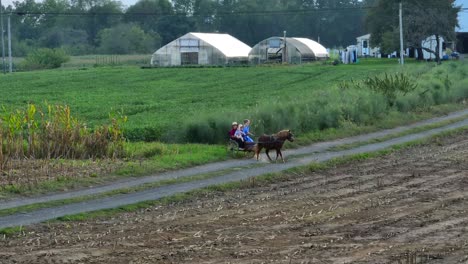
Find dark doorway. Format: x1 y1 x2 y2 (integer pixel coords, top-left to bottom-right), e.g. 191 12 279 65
408 48 415 58
456 33 468 53
181 52 199 65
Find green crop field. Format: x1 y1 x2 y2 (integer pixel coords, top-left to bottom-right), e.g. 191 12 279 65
12 54 151 70
1 58 467 143
1 58 468 195
62 54 152 68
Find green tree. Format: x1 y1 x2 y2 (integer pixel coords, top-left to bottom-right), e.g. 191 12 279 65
97 23 157 54
214 0 366 47
125 0 172 33
39 0 70 29
380 29 399 54
12 0 43 41
85 0 123 44
294 0 367 48
366 0 460 63
191 0 218 32
156 15 195 45
403 0 459 63
126 0 194 45
64 0 124 45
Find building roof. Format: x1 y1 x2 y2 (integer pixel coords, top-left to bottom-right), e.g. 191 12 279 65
249 36 329 59
188 32 251 58
356 34 371 41
292 38 329 58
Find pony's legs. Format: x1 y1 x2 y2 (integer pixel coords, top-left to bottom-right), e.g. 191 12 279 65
277 149 284 163
265 149 273 161
255 145 262 160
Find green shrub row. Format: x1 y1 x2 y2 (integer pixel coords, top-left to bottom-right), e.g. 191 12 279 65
163 61 468 144
19 48 70 71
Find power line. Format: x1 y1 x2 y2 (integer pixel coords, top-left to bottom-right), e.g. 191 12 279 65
12 8 371 17
9 5 465 17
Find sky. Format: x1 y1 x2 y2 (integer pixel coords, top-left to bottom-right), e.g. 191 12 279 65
1 0 468 31
456 0 468 32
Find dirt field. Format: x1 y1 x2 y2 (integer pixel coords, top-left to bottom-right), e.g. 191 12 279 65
1 131 468 264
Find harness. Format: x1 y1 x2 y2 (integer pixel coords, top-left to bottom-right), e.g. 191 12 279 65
257 135 284 144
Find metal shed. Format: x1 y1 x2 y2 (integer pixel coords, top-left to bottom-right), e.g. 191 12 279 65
249 37 329 64
151 33 251 66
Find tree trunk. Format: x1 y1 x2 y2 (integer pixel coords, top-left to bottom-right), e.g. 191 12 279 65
435 34 441 65
416 47 424 60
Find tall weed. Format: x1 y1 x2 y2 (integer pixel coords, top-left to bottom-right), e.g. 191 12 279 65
362 73 418 106
0 104 127 174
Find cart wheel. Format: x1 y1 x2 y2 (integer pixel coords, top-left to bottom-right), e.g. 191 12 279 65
228 140 239 154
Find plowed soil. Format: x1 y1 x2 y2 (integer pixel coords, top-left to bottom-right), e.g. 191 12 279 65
1 131 468 264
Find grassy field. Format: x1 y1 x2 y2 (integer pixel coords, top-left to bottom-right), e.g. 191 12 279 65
0 58 467 196
0 58 412 140
1 58 467 143
62 54 151 68
12 54 151 70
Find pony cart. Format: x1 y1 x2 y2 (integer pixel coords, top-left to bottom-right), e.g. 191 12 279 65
227 130 294 162
227 139 256 157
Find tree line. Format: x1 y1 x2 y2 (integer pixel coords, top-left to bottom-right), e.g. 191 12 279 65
3 0 370 56
367 0 460 63
0 0 460 58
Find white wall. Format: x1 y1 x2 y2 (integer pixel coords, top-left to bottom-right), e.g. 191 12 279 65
420 36 444 60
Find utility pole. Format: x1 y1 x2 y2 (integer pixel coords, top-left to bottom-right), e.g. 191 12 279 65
7 13 11 73
399 1 405 65
0 0 5 73
283 30 287 63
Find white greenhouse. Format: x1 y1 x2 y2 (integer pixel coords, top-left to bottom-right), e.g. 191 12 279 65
249 37 329 64
151 33 252 66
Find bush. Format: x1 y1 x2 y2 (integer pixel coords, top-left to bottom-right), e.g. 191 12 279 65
173 62 468 144
20 48 70 70
363 73 418 106
173 86 389 144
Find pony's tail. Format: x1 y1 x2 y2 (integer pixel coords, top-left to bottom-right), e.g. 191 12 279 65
253 144 261 160
252 144 258 152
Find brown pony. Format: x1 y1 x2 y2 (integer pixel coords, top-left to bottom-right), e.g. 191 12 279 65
254 130 294 162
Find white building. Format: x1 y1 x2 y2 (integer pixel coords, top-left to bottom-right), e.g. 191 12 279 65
248 37 329 64
354 33 447 59
151 33 251 66
419 35 445 60
356 34 380 57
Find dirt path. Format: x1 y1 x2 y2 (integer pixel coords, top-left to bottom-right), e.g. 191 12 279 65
1 123 468 263
0 115 467 229
2 109 468 212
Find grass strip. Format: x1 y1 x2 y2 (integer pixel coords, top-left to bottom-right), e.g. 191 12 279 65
40 127 468 222
1 126 466 236
288 103 466 148
0 163 266 218
1 118 466 220
1 103 465 199
326 114 468 152
1 112 460 217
